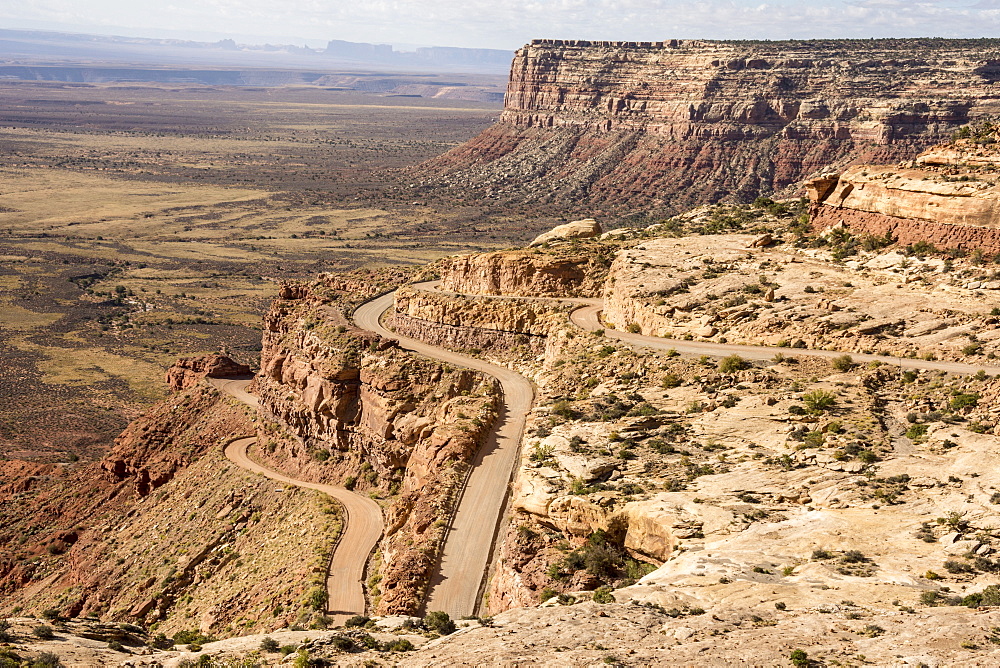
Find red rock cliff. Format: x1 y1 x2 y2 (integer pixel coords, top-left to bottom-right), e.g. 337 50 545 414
422 39 1000 215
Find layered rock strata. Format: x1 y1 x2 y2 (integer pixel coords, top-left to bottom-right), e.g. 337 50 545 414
387 285 571 356
421 39 1000 213
808 140 1000 252
250 280 500 614
438 246 614 297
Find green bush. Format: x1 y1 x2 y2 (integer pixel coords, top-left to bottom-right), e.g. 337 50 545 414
718 355 750 374
592 586 615 604
172 630 215 646
32 626 54 640
381 639 414 652
260 637 280 653
830 354 855 371
950 393 980 411
944 559 975 574
344 615 369 628
423 611 456 636
0 620 12 643
661 373 682 388
801 390 836 413
328 636 354 651
30 653 62 668
107 641 125 653
305 586 327 611
906 424 928 440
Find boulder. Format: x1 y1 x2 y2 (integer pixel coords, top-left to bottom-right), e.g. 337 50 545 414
530 218 603 246
165 355 251 391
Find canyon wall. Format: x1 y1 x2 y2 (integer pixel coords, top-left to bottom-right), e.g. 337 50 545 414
250 280 500 614
437 245 614 297
421 39 1000 215
808 139 1000 252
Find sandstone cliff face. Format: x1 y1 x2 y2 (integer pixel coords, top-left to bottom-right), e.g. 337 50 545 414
388 285 570 356
438 246 613 297
808 138 1000 252
251 281 500 614
164 355 251 392
421 39 1000 214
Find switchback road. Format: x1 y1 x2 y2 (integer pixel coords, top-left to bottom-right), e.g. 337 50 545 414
354 292 533 619
210 378 383 625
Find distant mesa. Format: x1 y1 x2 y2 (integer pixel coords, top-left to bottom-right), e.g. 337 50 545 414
421 38 1000 216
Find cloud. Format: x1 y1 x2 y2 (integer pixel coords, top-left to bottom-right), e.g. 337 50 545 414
4 0 1000 49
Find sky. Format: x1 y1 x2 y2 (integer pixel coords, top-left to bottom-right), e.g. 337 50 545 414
4 0 1000 51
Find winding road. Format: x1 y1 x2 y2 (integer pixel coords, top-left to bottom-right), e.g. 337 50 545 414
354 292 533 618
208 377 383 625
212 280 1000 624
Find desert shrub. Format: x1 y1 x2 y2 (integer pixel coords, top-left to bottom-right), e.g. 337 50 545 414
383 639 414 652
107 641 125 653
30 653 62 668
944 559 975 574
551 400 575 419
172 630 215 646
0 620 11 643
718 355 749 374
801 390 837 413
344 615 369 628
328 636 354 651
423 611 455 636
812 549 833 560
951 393 980 411
841 550 868 564
830 354 855 371
906 240 938 257
260 637 280 653
661 373 682 388
305 586 327 611
32 626 54 640
593 586 615 604
905 424 928 440
862 624 885 637
790 649 809 667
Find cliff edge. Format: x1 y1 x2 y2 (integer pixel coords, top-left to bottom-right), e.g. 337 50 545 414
420 39 1000 216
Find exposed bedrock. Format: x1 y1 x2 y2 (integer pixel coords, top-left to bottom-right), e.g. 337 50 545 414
437 246 613 297
421 39 1000 213
250 283 500 614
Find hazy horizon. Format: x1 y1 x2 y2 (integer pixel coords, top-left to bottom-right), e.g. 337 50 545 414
4 1 1000 52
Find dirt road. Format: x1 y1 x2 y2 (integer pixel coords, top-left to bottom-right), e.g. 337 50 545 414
211 378 383 625
354 292 533 618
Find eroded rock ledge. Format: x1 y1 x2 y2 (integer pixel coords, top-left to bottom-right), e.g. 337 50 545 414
420 39 1000 213
250 276 501 614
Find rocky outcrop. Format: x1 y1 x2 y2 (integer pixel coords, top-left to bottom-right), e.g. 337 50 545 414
438 246 614 297
101 384 248 497
165 354 252 391
251 283 500 614
808 139 1000 252
529 218 603 246
420 39 1000 215
387 285 571 355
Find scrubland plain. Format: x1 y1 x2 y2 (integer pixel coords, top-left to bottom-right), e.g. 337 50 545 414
0 80 505 462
